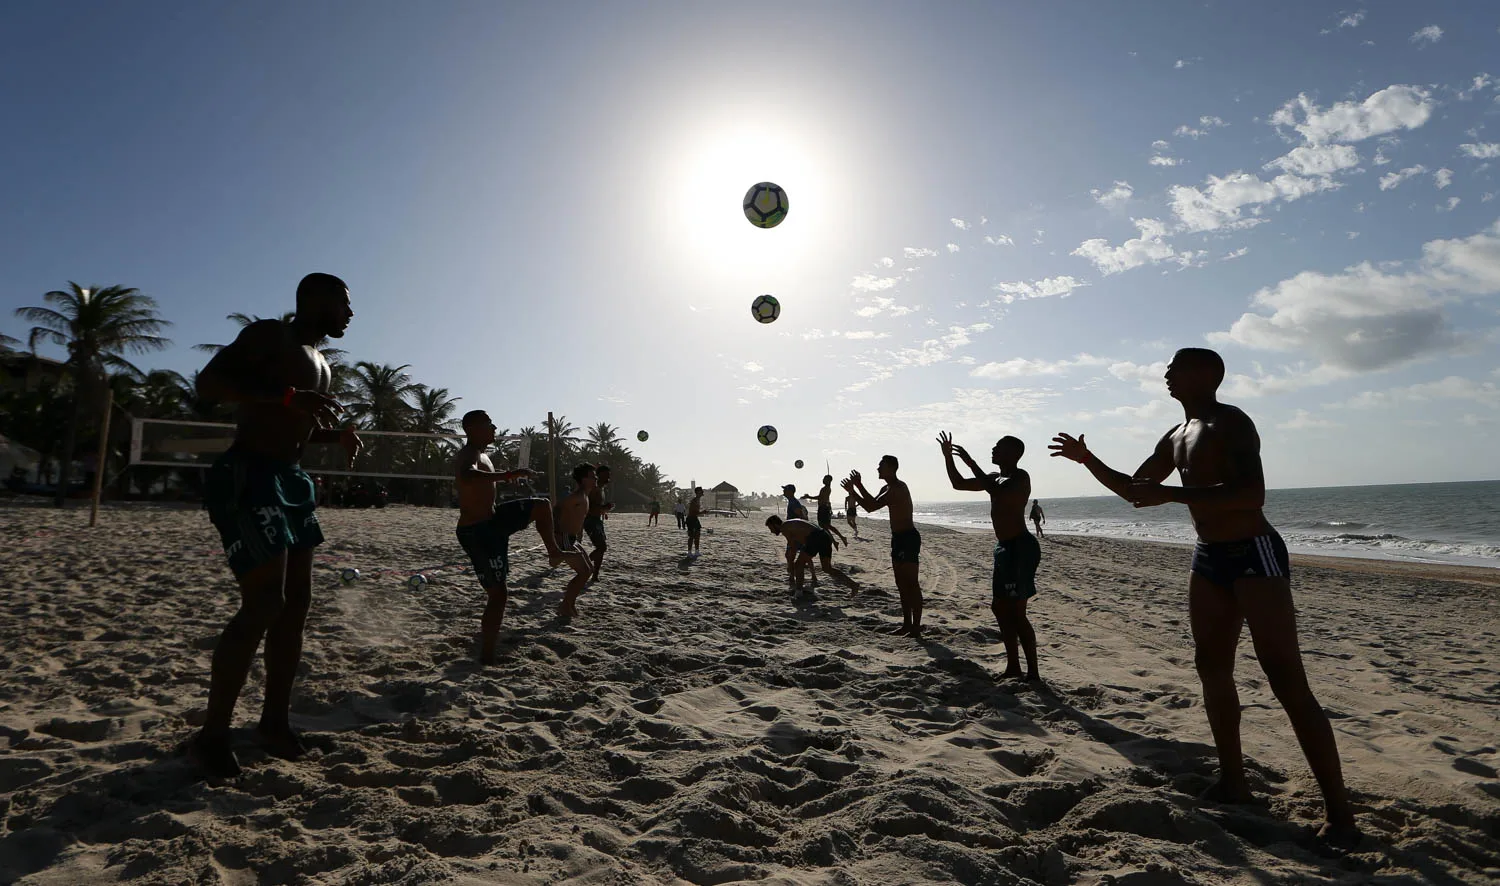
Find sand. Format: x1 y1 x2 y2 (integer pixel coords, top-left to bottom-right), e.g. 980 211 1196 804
1 499 1497 885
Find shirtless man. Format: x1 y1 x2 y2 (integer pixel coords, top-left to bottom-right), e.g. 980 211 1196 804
455 410 588 661
192 272 360 777
765 515 855 594
685 486 705 556
1030 499 1046 540
843 455 923 635
583 464 614 581
845 493 860 540
801 474 849 547
1049 347 1357 843
555 464 596 619
940 431 1041 681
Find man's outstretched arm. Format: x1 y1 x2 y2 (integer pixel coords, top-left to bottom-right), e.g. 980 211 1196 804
1129 412 1265 510
842 475 884 512
1051 431 1174 501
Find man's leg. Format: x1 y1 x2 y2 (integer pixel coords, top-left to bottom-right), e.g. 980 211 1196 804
258 546 316 758
825 520 848 546
1189 573 1252 803
1014 598 1039 680
524 499 569 566
196 553 289 777
894 561 922 633
992 600 1022 676
1238 576 1358 837
559 548 590 619
480 582 508 663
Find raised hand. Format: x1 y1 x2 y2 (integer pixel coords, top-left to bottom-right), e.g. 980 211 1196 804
1048 432 1090 463
952 443 976 465
936 431 954 457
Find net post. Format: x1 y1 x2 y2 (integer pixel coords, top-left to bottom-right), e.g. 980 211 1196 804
547 411 557 505
89 389 113 527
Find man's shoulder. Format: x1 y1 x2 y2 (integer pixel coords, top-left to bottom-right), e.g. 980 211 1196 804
1209 403 1257 433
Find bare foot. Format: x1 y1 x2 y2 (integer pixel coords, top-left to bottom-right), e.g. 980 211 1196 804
1199 778 1255 805
254 723 309 761
999 669 1025 681
1315 820 1362 850
190 729 242 778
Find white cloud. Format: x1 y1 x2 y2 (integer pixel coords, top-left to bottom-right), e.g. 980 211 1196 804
1458 74 1495 101
853 295 913 318
1346 376 1500 410
1440 196 1461 212
903 247 938 259
1072 218 1195 275
739 375 797 400
1090 180 1134 211
1151 140 1171 151
1173 57 1201 70
1348 231 1361 239
1379 164 1427 190
970 354 1110 380
980 216 988 225
1212 221 1500 372
1277 409 1340 430
1460 143 1500 159
950 217 970 230
1174 116 1228 139
842 330 889 341
851 274 899 293
816 387 1054 443
1169 172 1336 233
1265 144 1360 177
1409 25 1443 46
991 276 1089 303
1149 155 1183 167
983 234 1014 246
1336 10 1365 29
1485 193 1497 203
878 257 895 268
1223 247 1250 261
1434 168 1453 189
1223 365 1351 399
946 243 960 253
1373 146 1392 165
743 361 763 372
1269 84 1434 145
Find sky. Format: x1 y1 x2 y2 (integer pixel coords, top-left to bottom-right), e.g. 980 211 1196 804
2 1 1498 500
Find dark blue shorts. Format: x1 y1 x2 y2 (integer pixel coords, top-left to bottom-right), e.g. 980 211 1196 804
583 514 607 549
993 532 1041 602
802 528 834 560
456 498 539 588
891 528 921 564
1191 532 1291 589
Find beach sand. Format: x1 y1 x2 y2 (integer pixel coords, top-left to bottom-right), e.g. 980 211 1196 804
1 500 1497 885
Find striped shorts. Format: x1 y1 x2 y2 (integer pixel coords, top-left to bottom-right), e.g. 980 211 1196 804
1191 532 1290 589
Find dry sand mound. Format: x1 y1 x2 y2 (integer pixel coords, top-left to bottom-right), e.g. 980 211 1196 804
1 501 1497 884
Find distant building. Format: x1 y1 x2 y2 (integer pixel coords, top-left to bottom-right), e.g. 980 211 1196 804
0 352 68 395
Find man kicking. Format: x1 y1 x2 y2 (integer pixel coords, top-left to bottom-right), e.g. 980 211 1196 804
685 486 705 557
455 410 589 660
843 455 924 635
802 474 849 547
555 464 597 619
583 464 614 581
1049 347 1357 843
939 431 1041 681
192 272 360 777
765 515 855 595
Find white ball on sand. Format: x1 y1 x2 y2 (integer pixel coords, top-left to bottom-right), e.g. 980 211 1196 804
340 568 360 585
407 574 428 591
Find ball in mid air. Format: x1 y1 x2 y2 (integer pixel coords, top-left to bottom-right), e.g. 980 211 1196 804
758 425 778 446
637 430 649 442
794 459 804 469
340 568 359 585
751 294 780 324
407 574 428 591
743 182 789 229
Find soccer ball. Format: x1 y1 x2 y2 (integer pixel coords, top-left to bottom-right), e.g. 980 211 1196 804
758 425 778 446
407 574 428 591
795 459 804 469
743 182 789 229
751 294 780 324
340 568 359 585
637 430 649 442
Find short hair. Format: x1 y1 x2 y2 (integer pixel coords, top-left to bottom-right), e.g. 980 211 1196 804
997 436 1025 458
881 454 899 470
460 410 488 432
1175 347 1226 387
823 474 833 483
572 463 595 482
295 273 347 314
765 515 783 530
694 486 704 494
596 464 611 474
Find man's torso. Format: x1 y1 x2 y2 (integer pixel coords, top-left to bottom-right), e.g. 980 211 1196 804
1169 404 1268 542
455 446 498 527
884 480 915 531
232 324 331 462
988 470 1032 540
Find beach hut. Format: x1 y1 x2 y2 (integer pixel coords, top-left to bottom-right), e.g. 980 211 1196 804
711 481 741 515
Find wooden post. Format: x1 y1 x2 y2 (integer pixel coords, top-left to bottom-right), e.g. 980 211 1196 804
88 390 113 527
546 411 557 505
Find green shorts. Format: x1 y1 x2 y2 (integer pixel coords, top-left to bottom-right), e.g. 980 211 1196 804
205 450 323 578
456 498 539 588
993 532 1041 603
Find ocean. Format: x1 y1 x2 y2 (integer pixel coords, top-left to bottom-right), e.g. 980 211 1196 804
861 480 1500 568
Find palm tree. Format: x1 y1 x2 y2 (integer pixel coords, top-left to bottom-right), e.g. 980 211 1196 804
15 283 171 505
585 421 623 462
408 385 462 479
0 329 20 353
546 414 581 461
346 362 419 430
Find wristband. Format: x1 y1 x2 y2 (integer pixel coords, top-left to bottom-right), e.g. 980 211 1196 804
282 386 296 407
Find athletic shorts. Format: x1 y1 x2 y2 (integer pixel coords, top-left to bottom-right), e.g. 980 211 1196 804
891 528 922 564
817 503 833 526
803 528 834 559
583 515 607 549
205 450 323 578
455 498 539 588
685 515 702 534
992 532 1041 603
1191 532 1291 589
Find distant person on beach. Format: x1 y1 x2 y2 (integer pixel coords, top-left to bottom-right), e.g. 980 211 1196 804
1049 347 1357 844
940 432 1041 681
1030 499 1046 539
584 464 614 581
765 515 855 595
802 474 849 548
191 272 360 778
843 455 924 635
648 498 660 526
845 494 860 540
781 484 809 587
555 464 596 619
454 410 589 661
685 486 705 556
674 498 686 529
